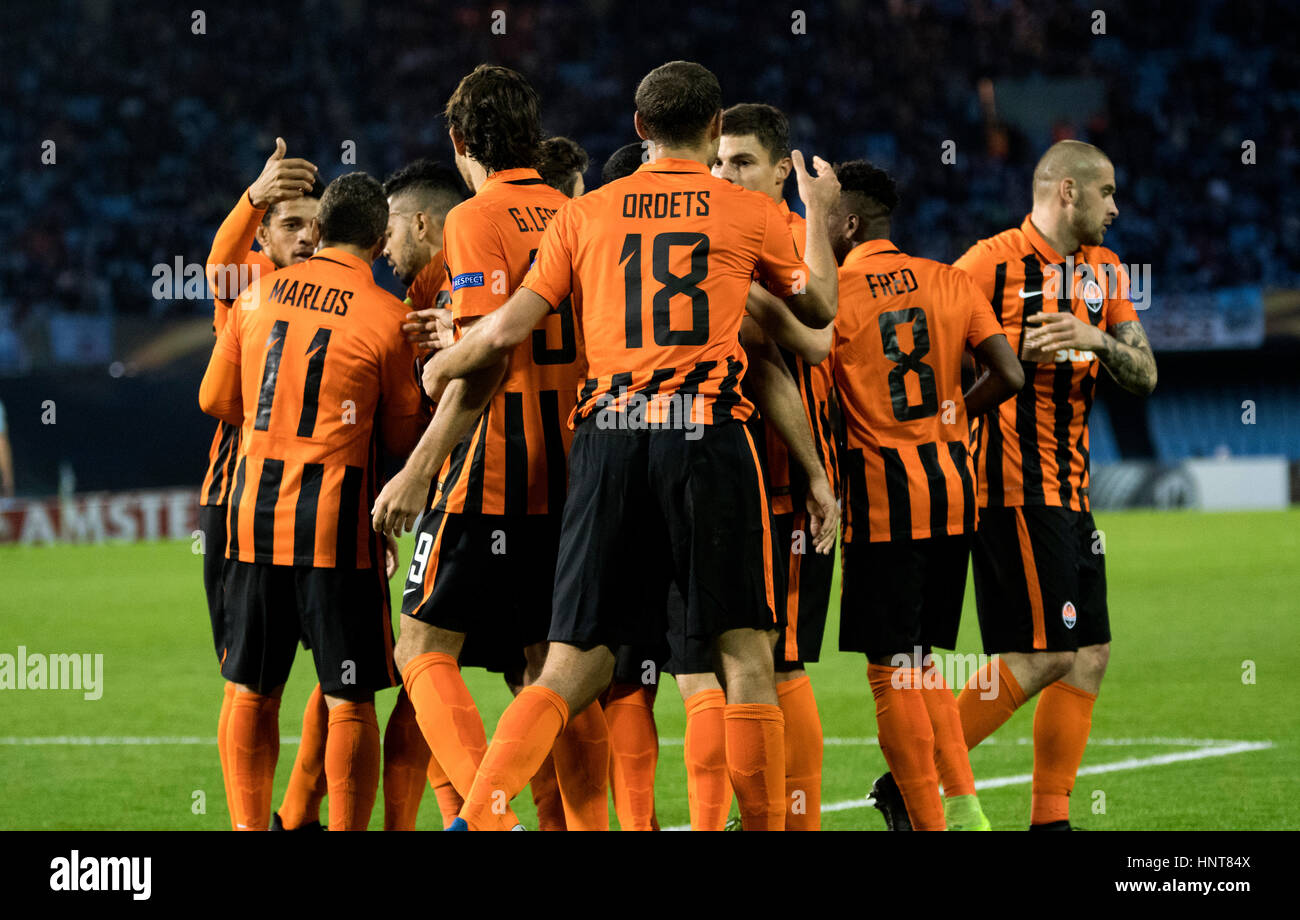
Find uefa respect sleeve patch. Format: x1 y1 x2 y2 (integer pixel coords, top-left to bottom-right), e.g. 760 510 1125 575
452 272 485 290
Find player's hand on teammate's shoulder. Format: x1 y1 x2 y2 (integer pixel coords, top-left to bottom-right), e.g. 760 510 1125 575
371 467 432 539
805 475 840 555
402 307 455 352
791 151 840 212
247 136 320 210
1022 311 1105 362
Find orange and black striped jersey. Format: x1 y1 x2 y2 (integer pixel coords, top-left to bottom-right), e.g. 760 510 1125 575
522 157 807 428
752 204 838 513
954 216 1140 512
200 190 274 508
200 248 428 568
405 249 451 311
834 240 1006 542
433 168 583 517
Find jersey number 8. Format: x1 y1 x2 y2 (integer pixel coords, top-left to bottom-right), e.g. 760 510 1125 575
877 307 939 421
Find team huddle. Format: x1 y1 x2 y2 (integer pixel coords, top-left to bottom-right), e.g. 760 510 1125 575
197 60 1157 831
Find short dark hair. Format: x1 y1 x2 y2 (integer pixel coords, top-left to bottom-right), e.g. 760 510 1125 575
834 159 899 216
634 61 722 147
317 172 388 248
382 159 465 217
263 176 325 224
721 103 790 164
537 137 589 197
602 142 646 184
445 64 542 173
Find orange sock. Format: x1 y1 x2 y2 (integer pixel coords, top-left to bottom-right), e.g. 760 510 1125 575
552 701 610 830
217 682 236 829
604 682 659 831
324 700 380 831
427 754 463 828
868 664 945 831
683 688 732 830
382 688 431 830
776 675 823 831
277 683 328 829
403 651 519 831
461 685 568 831
921 667 976 798
956 657 1027 750
529 752 567 831
228 691 280 831
723 702 785 831
1031 681 1096 826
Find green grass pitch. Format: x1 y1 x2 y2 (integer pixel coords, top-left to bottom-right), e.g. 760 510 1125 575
2 508 1297 830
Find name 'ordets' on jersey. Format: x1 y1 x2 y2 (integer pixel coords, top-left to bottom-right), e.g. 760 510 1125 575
434 168 583 517
202 248 428 568
953 216 1139 512
834 240 1006 543
756 203 838 513
522 157 807 428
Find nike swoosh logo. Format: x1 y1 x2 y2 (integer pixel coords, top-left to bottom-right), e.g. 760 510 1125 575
1017 289 1043 298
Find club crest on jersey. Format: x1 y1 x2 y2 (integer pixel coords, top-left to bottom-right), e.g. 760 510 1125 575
1062 601 1078 629
1081 278 1104 314
452 272 484 291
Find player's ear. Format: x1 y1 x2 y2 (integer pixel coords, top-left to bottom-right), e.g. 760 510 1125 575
309 217 321 246
1061 177 1076 205
708 109 723 140
449 125 467 157
255 220 270 250
633 111 649 141
775 155 793 184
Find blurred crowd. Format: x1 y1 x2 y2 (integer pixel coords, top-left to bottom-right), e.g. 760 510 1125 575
1 0 1296 346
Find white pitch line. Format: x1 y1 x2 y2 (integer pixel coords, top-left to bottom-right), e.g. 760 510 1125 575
662 739 1275 830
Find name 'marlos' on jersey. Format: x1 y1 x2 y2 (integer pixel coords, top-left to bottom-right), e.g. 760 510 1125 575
201 248 428 568
521 157 808 429
432 168 584 517
953 216 1139 512
834 240 1006 542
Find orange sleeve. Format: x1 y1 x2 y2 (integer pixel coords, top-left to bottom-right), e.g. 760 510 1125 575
952 242 999 303
378 329 431 458
1101 253 1140 326
521 206 575 308
754 198 805 299
199 310 244 425
443 207 512 324
206 189 269 304
954 268 1006 349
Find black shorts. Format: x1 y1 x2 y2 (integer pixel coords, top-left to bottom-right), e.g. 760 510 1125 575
839 534 971 659
549 419 779 654
221 560 397 694
663 582 720 676
612 641 670 688
401 510 558 671
972 506 1110 654
772 509 834 666
199 504 228 662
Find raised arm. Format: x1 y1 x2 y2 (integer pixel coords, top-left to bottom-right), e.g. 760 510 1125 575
783 151 840 327
746 283 833 364
740 318 838 554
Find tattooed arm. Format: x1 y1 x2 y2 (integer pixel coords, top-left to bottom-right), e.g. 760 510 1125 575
1023 313 1157 396
1094 321 1157 396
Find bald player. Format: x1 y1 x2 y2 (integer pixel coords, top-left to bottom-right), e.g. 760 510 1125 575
953 140 1156 830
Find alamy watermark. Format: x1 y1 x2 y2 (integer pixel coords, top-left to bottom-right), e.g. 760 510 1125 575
889 647 999 700
593 389 704 441
0 646 104 700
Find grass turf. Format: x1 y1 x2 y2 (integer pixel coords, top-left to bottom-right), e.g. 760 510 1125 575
1 508 1296 830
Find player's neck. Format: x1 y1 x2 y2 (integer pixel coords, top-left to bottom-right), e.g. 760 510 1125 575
647 141 714 168
1029 209 1080 257
321 241 375 263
